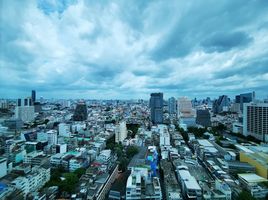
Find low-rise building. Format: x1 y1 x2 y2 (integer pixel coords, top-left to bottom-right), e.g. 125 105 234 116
126 167 162 200
238 173 268 199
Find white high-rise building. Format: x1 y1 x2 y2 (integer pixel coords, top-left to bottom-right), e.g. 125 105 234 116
58 123 71 137
177 97 195 118
115 121 128 143
243 102 268 142
15 106 35 122
178 97 196 128
47 130 58 145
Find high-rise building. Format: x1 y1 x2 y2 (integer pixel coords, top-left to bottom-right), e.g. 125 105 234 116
235 92 255 112
31 90 36 103
58 123 71 137
150 93 163 124
115 121 128 143
17 98 22 106
178 97 196 127
73 101 88 121
243 102 268 142
15 106 35 122
24 97 32 106
168 97 177 114
213 95 230 114
177 97 194 117
196 109 211 127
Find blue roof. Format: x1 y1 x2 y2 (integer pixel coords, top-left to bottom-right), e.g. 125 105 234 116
0 183 8 193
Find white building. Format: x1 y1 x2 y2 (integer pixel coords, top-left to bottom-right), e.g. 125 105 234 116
177 97 196 128
232 122 243 134
11 166 50 197
243 102 268 141
158 125 170 147
50 153 64 167
115 121 128 143
97 149 112 164
69 158 86 172
58 123 71 137
47 130 58 145
238 173 268 199
177 167 202 199
126 167 162 200
15 106 35 122
0 157 7 178
215 179 232 200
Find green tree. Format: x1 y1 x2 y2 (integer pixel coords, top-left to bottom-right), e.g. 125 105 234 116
74 168 86 178
126 146 139 159
118 157 129 172
237 191 256 200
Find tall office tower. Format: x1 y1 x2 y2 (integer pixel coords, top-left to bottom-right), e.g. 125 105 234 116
243 102 268 142
31 90 36 103
213 95 230 114
23 97 32 106
73 101 88 121
150 93 164 124
235 91 255 112
17 98 22 106
168 97 177 114
115 121 128 143
196 109 211 127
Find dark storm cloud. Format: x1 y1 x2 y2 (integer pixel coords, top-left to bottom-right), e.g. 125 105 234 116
201 31 253 52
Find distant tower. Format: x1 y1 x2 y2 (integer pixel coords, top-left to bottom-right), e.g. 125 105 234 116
150 93 163 124
31 90 36 103
168 97 177 114
73 101 88 121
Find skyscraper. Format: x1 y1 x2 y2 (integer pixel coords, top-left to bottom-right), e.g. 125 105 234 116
31 90 36 103
243 102 268 142
168 97 177 114
196 109 211 127
177 97 196 127
235 91 255 112
213 95 230 114
73 101 88 121
150 93 163 124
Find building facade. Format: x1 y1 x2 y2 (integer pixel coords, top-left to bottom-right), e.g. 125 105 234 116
150 93 163 124
243 102 268 141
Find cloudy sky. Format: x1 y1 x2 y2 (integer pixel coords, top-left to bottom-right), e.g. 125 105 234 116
1 0 268 100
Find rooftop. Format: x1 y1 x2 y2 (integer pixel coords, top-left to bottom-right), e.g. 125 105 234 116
238 173 268 183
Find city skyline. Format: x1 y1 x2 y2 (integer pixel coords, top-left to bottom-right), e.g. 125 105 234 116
1 0 268 99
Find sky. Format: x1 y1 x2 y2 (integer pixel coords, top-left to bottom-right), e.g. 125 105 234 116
1 0 268 100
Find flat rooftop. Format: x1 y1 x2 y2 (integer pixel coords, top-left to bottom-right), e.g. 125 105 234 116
238 173 267 183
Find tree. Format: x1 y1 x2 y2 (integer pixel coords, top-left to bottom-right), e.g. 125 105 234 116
118 157 129 172
237 191 256 200
126 146 139 159
74 168 86 178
